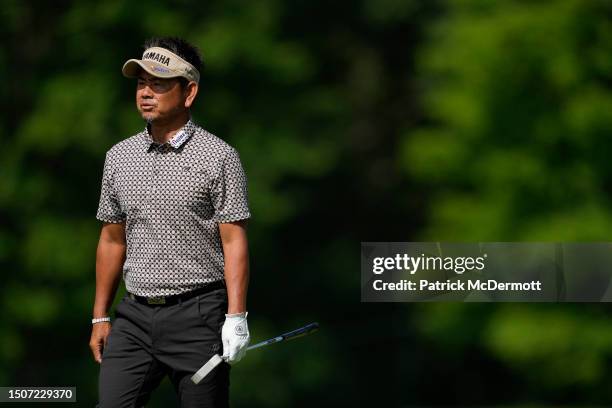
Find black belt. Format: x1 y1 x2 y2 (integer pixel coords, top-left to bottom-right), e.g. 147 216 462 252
128 280 225 306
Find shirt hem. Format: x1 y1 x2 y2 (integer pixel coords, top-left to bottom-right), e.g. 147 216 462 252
126 278 226 297
215 212 251 223
96 215 126 224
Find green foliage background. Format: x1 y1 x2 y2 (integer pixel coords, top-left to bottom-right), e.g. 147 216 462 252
1 0 612 406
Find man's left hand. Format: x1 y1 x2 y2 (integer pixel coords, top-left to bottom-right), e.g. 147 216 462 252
221 312 250 363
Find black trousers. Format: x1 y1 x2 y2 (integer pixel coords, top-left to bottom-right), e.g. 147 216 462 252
97 287 230 408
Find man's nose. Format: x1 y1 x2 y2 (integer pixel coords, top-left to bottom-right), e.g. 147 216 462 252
140 84 154 97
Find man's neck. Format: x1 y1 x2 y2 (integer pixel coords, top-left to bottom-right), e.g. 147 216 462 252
148 112 191 144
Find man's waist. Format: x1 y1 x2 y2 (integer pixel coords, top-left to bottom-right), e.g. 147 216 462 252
127 280 225 306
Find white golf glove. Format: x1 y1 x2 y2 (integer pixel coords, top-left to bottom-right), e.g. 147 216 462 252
221 312 250 364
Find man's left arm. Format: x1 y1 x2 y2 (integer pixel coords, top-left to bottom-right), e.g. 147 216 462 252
219 220 249 314
219 220 250 363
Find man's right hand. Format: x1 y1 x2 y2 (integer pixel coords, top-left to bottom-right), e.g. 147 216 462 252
89 322 112 363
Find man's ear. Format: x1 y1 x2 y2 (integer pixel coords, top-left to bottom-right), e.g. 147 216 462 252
184 82 199 108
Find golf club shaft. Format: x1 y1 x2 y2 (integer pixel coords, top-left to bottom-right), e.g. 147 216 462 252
246 322 319 351
194 322 320 383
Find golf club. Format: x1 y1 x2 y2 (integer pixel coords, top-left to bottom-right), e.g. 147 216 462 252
191 322 319 384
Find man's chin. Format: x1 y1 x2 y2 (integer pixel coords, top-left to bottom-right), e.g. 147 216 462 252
140 113 158 122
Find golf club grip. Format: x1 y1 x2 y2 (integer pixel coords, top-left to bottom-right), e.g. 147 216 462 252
247 322 319 350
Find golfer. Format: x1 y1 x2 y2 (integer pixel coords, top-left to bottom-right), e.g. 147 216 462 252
90 37 251 408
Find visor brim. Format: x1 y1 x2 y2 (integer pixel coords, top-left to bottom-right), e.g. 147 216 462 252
122 59 181 79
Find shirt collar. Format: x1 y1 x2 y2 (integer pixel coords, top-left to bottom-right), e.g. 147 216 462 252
142 119 197 150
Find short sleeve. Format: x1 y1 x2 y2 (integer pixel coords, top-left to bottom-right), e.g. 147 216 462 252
96 152 126 223
211 147 251 223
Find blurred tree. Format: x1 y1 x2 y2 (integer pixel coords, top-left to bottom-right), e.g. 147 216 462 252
402 0 612 241
404 0 612 405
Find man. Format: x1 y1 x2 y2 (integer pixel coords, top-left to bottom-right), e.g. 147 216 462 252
89 37 251 408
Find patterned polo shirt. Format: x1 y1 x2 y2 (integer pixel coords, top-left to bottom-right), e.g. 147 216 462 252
96 119 251 297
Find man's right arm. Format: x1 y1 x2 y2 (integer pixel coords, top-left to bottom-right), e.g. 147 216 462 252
89 221 126 363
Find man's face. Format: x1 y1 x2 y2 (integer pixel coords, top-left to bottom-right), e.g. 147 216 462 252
136 71 187 123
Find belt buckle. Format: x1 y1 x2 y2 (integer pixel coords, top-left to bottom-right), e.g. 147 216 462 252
147 296 166 305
